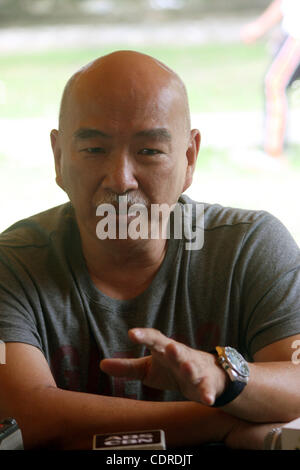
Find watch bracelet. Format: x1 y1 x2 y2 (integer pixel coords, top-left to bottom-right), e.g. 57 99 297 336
263 428 282 450
212 379 247 407
210 348 248 407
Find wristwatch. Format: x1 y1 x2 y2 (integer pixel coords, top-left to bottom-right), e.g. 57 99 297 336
212 346 250 407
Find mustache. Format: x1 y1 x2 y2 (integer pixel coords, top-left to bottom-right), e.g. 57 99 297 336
95 191 149 208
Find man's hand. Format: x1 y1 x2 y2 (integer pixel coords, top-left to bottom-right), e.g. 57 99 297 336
100 328 228 406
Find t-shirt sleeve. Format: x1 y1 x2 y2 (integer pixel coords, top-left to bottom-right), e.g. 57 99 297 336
0 248 43 351
237 212 300 360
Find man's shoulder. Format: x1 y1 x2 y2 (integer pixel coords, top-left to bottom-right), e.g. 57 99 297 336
0 203 74 249
179 194 270 232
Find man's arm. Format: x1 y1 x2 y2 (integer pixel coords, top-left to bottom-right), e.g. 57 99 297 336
241 0 283 44
100 328 300 423
0 342 241 449
223 335 300 423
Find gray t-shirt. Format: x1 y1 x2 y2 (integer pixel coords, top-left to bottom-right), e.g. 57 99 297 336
1 195 300 401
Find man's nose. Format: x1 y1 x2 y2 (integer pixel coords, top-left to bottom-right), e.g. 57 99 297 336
102 151 138 194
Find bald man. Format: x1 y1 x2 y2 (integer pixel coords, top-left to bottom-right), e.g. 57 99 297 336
0 51 300 450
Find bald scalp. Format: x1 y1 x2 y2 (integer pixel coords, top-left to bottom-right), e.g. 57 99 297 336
58 50 191 137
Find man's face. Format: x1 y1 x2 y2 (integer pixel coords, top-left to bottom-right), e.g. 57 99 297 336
52 63 198 242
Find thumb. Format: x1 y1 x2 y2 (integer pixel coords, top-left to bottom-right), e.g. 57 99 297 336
100 356 150 380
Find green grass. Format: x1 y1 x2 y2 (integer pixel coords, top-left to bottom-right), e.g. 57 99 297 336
196 144 300 173
0 42 268 118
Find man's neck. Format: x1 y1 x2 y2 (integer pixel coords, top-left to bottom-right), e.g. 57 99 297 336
80 231 168 300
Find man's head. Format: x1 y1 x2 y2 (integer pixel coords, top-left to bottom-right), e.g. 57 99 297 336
50 50 201 241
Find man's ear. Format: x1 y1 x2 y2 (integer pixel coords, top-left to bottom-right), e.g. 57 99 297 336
182 129 201 193
50 129 65 191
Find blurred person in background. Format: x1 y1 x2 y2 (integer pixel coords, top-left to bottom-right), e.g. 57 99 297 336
241 0 300 166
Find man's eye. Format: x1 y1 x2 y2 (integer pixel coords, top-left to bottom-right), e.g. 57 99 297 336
139 148 162 156
81 147 106 154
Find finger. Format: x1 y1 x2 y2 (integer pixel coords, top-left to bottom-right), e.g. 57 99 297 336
100 356 149 380
194 376 216 406
165 341 181 362
165 341 191 365
179 359 198 382
129 328 172 353
177 362 215 405
165 347 205 399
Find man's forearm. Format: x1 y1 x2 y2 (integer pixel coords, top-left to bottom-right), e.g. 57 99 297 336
223 362 300 423
10 386 238 449
255 0 283 35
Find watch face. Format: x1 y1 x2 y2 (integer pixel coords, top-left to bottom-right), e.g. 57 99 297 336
225 347 249 377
